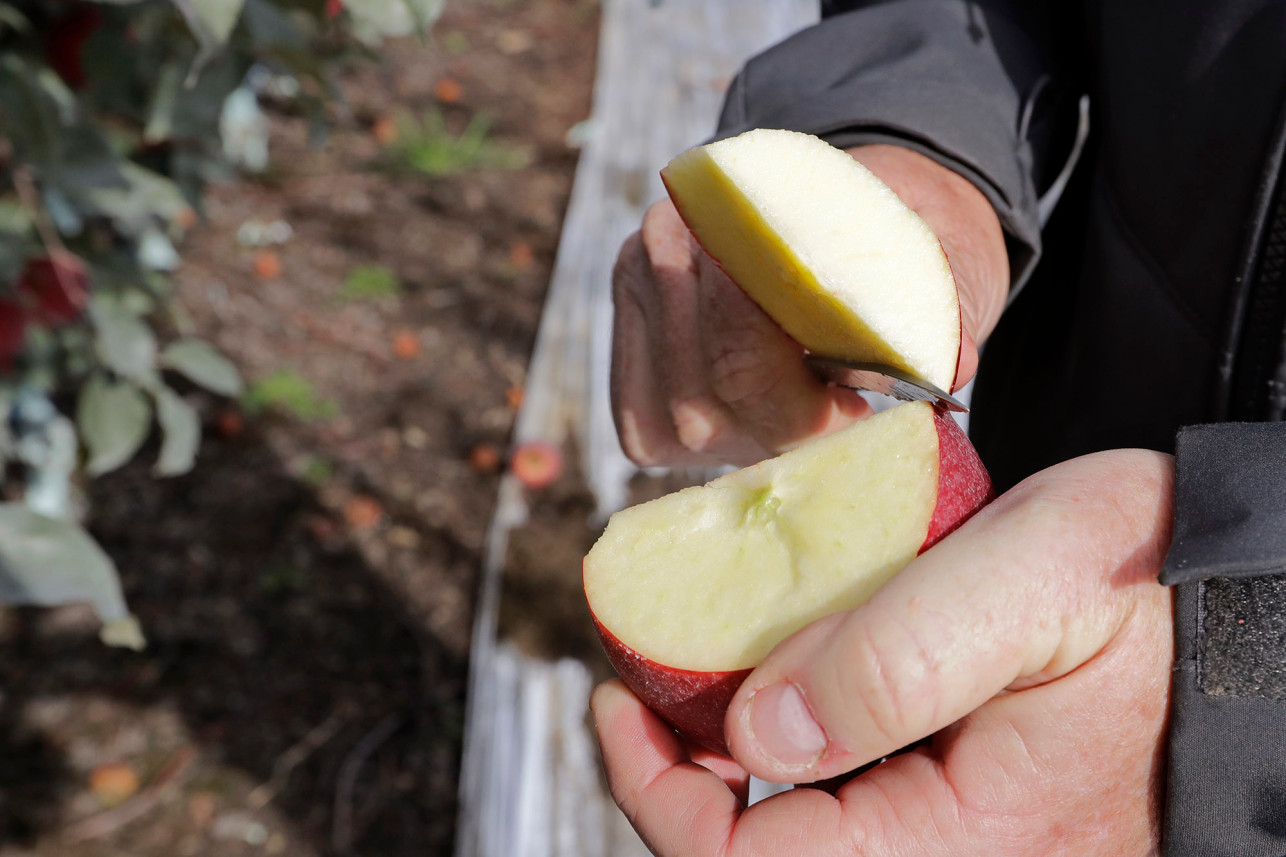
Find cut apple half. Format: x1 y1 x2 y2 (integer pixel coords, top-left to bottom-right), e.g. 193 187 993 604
661 128 962 392
584 402 992 753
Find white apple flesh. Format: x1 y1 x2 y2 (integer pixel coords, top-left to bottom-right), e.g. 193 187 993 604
584 402 992 754
661 128 963 392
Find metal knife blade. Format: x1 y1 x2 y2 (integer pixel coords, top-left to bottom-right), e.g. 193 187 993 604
805 355 969 413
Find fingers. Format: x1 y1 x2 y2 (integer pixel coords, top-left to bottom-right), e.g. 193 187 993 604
593 679 885 857
592 680 745 856
611 232 699 465
611 200 869 467
595 678 999 856
725 449 1175 784
696 249 872 452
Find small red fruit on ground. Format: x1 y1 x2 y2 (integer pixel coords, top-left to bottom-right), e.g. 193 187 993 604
510 441 562 489
392 330 421 360
469 442 502 473
508 241 535 270
505 385 524 411
372 115 398 146
89 763 140 807
215 408 245 440
343 495 383 531
433 78 464 104
253 249 282 281
175 207 199 230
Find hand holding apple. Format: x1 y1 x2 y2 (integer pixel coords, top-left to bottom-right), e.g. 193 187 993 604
593 449 1175 857
610 138 1008 468
585 401 993 753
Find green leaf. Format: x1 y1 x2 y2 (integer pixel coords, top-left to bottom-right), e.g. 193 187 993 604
143 61 185 143
85 162 191 237
153 385 200 476
173 0 247 66
91 298 157 379
345 0 443 43
77 374 152 476
0 4 30 35
0 502 144 649
160 338 243 396
0 54 67 168
100 616 146 651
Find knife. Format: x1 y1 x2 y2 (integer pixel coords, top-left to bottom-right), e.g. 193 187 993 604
804 354 969 413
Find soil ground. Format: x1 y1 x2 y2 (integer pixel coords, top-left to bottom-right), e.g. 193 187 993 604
0 2 601 854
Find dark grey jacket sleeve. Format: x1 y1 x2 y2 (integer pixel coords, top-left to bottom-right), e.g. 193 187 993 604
713 0 1070 289
1161 423 1286 855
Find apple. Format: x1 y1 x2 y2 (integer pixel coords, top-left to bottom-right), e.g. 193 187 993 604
18 253 90 326
661 128 962 392
510 440 563 489
584 402 992 754
44 3 102 90
0 298 27 370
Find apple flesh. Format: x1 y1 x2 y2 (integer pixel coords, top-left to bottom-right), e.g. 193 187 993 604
584 402 992 754
661 128 962 392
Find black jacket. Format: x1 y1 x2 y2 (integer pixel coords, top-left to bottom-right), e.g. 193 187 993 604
714 1 1286 853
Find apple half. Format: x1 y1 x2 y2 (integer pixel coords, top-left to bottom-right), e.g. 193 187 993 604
661 128 962 392
584 402 992 754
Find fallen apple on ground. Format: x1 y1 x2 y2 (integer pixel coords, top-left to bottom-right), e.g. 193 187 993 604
510 440 563 489
584 402 992 754
661 128 962 392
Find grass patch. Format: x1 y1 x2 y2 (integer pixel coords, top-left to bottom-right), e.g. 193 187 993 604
339 264 400 301
243 370 339 421
384 110 529 176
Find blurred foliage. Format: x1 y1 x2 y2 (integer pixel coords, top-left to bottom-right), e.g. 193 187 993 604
0 0 440 643
384 109 529 176
338 262 399 300
243 368 338 420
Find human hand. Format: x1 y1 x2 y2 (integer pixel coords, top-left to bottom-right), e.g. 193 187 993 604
592 449 1174 856
610 144 1009 468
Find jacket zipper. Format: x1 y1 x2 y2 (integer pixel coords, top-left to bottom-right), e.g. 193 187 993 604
1220 93 1286 422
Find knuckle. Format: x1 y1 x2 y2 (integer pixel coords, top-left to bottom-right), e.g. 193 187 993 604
669 398 723 455
837 620 942 748
640 199 678 239
708 335 776 409
640 201 697 271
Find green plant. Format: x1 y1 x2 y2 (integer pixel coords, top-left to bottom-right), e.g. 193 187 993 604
0 0 442 647
339 263 400 301
386 110 529 176
243 369 339 421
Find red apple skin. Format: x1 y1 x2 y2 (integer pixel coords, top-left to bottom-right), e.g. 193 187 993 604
589 410 993 755
924 409 994 549
591 613 749 755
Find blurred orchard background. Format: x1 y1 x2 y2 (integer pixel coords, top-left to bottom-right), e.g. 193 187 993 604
0 0 603 854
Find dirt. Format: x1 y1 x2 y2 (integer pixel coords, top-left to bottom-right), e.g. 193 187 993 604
0 1 601 855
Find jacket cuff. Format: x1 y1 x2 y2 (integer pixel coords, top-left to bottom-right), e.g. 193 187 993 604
1162 422 1286 855
712 1 1056 290
1161 423 1286 585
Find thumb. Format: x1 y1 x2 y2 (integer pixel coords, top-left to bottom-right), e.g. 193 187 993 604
723 450 1174 783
